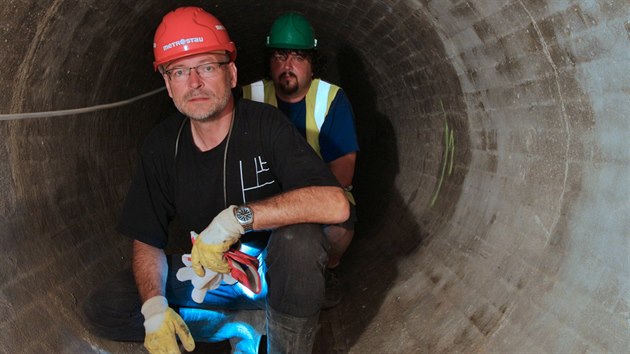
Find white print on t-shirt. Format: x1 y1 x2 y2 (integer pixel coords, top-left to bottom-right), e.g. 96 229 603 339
239 156 276 203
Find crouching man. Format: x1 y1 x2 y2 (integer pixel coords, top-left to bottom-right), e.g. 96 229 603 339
82 7 348 354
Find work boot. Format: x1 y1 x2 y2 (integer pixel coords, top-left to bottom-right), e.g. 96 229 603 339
322 269 343 310
266 306 319 354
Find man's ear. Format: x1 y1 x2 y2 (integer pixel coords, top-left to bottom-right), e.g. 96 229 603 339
228 62 238 88
158 66 174 98
163 75 174 98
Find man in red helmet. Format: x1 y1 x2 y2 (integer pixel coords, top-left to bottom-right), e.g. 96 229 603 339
83 7 348 354
242 12 359 309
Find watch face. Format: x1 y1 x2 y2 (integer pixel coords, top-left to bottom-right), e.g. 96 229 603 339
236 207 253 224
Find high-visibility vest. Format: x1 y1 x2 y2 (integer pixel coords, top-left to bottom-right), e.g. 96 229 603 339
243 79 356 206
243 78 340 158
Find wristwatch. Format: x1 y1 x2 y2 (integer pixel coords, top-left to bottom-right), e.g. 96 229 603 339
234 205 254 232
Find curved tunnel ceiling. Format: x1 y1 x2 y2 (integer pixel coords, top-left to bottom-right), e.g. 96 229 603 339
1 0 628 353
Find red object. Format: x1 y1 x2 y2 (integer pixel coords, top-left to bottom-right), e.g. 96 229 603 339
152 7 237 70
225 249 262 294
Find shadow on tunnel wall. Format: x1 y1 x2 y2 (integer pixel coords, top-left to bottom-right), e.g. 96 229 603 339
314 45 430 352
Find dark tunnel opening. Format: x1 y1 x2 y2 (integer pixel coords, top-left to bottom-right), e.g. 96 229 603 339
1 1 628 353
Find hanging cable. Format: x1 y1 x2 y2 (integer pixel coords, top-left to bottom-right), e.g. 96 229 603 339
0 87 166 121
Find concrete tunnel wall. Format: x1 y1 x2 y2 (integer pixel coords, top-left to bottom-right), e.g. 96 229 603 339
0 0 628 353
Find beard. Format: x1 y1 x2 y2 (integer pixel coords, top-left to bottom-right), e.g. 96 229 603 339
276 72 299 96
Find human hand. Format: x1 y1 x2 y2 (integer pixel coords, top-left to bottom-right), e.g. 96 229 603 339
191 206 243 276
141 296 195 354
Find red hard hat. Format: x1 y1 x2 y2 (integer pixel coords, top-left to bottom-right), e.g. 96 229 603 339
153 7 237 71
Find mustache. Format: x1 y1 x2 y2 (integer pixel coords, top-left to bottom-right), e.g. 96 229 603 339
279 71 297 80
184 90 211 100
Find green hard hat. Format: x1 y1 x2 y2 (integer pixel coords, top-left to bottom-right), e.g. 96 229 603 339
266 12 317 50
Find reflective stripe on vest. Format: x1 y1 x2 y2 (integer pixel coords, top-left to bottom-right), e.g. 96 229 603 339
244 80 277 107
313 80 331 132
249 81 265 102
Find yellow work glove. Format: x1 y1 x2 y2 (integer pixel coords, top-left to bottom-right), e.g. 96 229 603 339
141 296 195 354
191 206 243 276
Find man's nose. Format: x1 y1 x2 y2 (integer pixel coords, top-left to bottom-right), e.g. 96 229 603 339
187 68 204 88
283 56 295 69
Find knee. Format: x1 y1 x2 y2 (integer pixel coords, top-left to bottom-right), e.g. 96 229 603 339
265 224 328 316
81 270 145 342
81 290 129 341
266 224 328 268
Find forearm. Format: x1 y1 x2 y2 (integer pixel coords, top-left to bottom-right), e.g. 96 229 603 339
249 185 349 230
132 240 168 302
328 152 356 188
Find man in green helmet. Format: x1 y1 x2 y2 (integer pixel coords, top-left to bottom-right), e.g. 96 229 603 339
242 12 359 309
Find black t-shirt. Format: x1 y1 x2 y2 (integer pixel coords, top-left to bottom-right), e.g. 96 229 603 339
118 98 339 249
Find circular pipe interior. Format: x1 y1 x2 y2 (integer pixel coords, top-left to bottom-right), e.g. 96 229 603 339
1 1 628 353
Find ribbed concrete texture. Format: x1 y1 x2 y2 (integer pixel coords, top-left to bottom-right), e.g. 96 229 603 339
1 0 628 353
